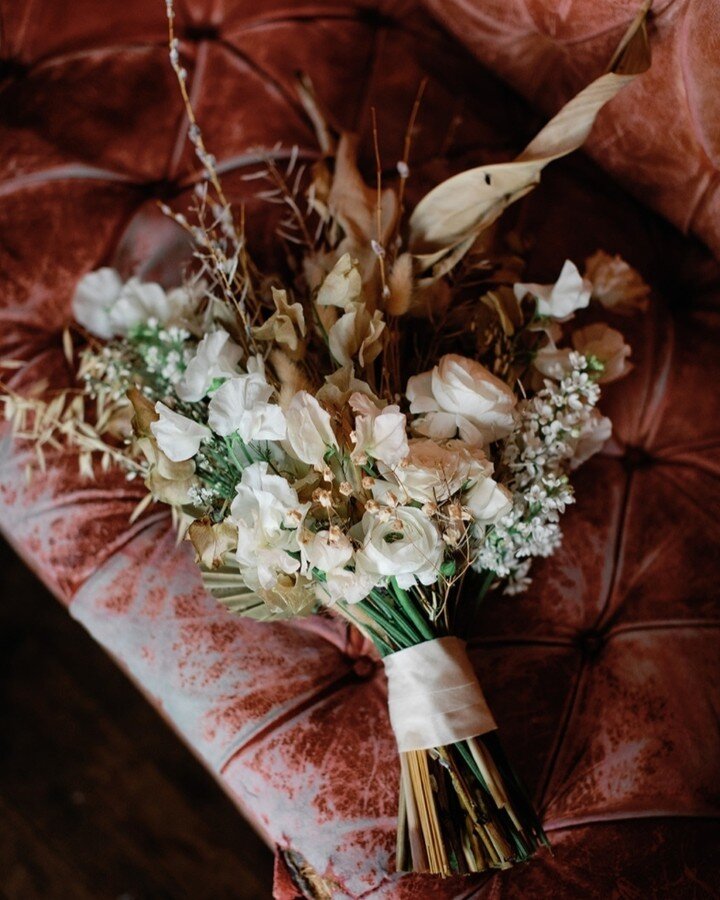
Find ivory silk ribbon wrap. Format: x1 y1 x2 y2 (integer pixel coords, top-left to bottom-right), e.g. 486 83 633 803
383 636 497 752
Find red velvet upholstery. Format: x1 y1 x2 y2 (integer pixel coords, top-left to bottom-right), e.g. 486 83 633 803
1 2 719 897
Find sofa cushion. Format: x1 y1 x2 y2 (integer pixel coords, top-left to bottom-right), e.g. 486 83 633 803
1 2 718 897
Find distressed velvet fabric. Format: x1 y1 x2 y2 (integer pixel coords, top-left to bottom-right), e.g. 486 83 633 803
1 2 719 897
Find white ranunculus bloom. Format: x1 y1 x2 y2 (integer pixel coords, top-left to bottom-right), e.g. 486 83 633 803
571 411 612 469
150 402 210 462
285 391 338 468
176 328 243 402
72 268 124 339
514 260 592 319
350 392 409 467
407 354 516 446
108 277 173 334
355 506 444 590
571 323 631 383
301 528 353 575
207 372 286 442
316 253 362 309
464 477 512 524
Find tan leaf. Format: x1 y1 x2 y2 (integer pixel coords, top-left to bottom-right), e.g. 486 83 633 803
408 3 651 272
188 518 238 569
127 388 158 437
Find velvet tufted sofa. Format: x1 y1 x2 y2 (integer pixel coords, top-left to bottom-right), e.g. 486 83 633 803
1 2 719 897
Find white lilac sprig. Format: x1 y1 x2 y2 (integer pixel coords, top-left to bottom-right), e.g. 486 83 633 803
474 352 603 591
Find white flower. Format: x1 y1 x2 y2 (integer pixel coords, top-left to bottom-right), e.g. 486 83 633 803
235 521 300 590
379 438 489 504
465 477 512 524
355 506 444 590
572 324 631 383
230 461 304 536
316 253 362 309
407 354 516 446
208 372 286 441
176 328 243 402
285 391 338 468
585 251 649 315
108 278 174 334
533 339 573 380
301 528 353 574
514 260 591 319
328 305 385 367
230 462 306 590
150 402 210 462
571 411 612 468
252 287 306 352
72 268 124 339
350 393 409 467
316 568 378 605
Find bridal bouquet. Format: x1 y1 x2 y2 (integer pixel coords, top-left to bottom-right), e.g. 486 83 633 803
2 1 651 879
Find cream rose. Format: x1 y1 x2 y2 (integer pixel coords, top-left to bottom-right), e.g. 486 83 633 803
355 507 444 590
377 438 489 504
407 354 516 446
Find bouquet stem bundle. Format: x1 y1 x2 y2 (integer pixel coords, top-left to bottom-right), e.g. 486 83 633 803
345 580 548 875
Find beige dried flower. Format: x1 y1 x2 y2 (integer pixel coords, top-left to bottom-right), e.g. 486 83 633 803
385 253 414 317
253 287 306 355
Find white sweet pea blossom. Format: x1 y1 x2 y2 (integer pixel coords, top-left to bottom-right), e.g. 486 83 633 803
350 392 408 467
150 402 210 462
301 528 353 574
230 462 306 591
235 522 301 591
571 410 612 468
465 477 512 524
316 567 378 605
108 278 174 334
285 391 338 468
407 354 516 446
176 328 243 402
533 339 572 380
571 324 631 383
208 371 286 441
514 260 592 319
584 251 650 315
72 268 124 339
231 461 304 536
316 253 362 309
355 506 444 590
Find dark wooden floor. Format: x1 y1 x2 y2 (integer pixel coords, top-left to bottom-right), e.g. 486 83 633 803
0 538 274 900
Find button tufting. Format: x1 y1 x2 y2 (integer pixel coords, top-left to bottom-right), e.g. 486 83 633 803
183 25 221 43
623 445 654 470
142 179 179 202
351 655 377 680
576 630 605 658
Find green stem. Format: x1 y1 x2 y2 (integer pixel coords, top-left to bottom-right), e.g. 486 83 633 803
389 578 435 642
369 589 422 645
